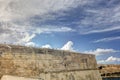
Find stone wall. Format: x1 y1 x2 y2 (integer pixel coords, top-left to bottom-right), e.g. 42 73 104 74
1 75 39 80
0 44 102 80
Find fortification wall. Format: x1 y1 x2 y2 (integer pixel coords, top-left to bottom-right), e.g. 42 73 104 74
0 44 102 80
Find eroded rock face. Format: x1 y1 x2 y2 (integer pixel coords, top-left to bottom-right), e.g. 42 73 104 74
98 64 120 77
0 44 102 80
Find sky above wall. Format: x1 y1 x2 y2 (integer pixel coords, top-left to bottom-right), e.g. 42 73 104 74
0 0 120 64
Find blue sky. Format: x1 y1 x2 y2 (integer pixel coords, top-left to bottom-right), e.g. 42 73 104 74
0 0 120 64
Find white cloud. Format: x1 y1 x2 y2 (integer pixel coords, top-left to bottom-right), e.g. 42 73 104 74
98 56 120 63
0 21 33 44
40 41 74 50
93 36 120 43
78 4 120 35
61 41 73 51
80 26 120 34
25 42 36 47
0 0 87 45
0 23 74 45
21 33 36 43
0 21 74 44
0 0 90 21
106 56 120 62
41 44 52 49
1 0 120 46
84 48 118 56
34 26 74 34
0 0 76 45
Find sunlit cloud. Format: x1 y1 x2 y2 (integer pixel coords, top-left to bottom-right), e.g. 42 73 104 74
41 44 52 49
61 41 74 51
98 56 120 63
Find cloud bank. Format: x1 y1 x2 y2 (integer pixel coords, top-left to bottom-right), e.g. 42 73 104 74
98 56 120 63
0 0 88 21
0 0 81 45
0 0 120 47
40 41 74 51
84 48 118 56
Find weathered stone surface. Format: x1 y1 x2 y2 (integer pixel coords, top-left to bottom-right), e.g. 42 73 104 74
0 44 102 80
1 75 39 80
98 64 120 78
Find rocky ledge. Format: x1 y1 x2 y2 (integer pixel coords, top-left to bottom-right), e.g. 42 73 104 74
98 64 120 78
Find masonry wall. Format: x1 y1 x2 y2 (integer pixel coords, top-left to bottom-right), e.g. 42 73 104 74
0 44 102 80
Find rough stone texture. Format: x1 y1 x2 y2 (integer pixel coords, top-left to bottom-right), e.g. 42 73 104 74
1 75 39 80
98 64 120 78
0 44 102 80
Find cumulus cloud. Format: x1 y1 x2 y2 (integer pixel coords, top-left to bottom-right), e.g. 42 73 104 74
61 41 73 51
84 48 118 56
98 56 120 63
40 41 74 50
93 36 120 43
41 44 52 49
25 42 36 47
